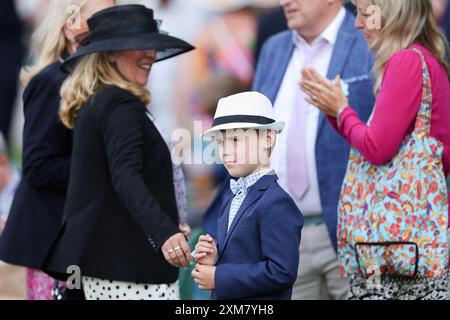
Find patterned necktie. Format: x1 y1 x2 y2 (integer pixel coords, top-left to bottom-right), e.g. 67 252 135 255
287 39 327 200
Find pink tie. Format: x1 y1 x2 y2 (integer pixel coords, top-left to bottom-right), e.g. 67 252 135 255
287 39 327 200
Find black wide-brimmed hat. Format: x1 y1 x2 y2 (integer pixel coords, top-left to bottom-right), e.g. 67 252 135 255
61 4 195 72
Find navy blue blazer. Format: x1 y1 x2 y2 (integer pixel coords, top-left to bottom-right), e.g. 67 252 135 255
212 174 303 300
203 172 232 238
0 60 72 269
444 4 450 45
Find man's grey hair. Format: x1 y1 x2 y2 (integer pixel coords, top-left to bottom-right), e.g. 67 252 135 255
0 132 8 155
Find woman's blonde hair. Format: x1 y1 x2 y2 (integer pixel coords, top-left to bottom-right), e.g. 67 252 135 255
20 0 89 86
59 52 151 128
370 0 450 92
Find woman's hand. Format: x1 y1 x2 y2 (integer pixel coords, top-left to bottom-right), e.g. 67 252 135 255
299 67 349 118
194 234 218 266
179 223 192 240
161 232 192 268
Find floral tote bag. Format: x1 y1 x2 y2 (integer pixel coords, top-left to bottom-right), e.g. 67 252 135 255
337 48 449 279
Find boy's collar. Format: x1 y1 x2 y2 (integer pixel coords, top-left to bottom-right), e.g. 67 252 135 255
231 169 277 194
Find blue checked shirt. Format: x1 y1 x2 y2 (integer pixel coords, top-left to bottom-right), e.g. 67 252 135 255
227 169 271 232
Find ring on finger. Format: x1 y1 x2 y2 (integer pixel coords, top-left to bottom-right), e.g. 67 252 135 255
174 246 182 251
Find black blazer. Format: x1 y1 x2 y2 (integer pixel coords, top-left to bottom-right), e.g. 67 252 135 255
0 61 71 268
444 4 450 45
43 85 180 284
0 0 23 140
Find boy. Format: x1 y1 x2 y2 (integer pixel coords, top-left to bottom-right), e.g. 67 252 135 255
192 91 304 300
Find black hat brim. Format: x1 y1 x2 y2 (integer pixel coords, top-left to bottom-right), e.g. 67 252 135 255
61 32 195 73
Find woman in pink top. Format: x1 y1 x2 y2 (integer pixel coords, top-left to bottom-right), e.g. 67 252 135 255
301 0 450 299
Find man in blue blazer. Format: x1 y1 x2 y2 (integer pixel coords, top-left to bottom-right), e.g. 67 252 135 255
204 0 375 299
442 1 450 44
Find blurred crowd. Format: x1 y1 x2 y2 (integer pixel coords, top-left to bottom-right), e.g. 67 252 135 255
0 0 449 300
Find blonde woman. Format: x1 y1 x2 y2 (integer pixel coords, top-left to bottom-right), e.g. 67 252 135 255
0 0 114 300
43 5 195 300
301 0 450 299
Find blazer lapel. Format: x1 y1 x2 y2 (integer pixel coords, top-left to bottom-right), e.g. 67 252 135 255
217 192 234 255
318 11 357 134
218 174 278 258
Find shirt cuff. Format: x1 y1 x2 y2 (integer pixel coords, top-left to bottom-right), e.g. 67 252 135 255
337 106 349 129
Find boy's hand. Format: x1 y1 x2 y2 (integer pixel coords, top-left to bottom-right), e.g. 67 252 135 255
194 234 217 266
191 264 216 290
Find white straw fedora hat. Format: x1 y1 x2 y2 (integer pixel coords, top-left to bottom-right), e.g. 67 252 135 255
201 91 285 137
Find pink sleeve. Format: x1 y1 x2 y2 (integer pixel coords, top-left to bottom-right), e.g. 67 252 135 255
327 115 339 132
336 50 423 165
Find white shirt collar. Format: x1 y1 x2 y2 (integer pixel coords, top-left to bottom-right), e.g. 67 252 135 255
292 7 346 47
232 168 273 193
